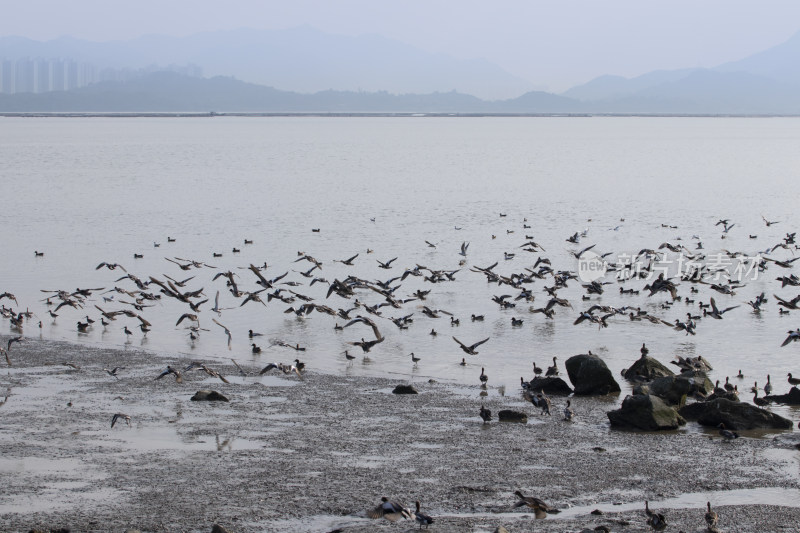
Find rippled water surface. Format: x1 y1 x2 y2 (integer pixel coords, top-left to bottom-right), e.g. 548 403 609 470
2 116 800 413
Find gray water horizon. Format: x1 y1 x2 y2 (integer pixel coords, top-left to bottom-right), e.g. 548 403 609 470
2 115 799 422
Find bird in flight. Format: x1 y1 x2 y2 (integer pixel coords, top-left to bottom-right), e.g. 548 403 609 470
212 318 233 348
111 413 131 428
452 336 490 355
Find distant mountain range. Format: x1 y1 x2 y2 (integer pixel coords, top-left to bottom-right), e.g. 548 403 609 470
2 28 800 114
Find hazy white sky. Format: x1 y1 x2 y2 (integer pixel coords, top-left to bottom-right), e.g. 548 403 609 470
5 0 800 90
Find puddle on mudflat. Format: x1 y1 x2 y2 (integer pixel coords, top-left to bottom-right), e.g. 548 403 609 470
196 374 300 387
98 425 264 451
262 514 384 532
409 442 445 450
258 488 800 533
0 457 88 475
0 487 122 515
553 486 800 519
760 447 800 476
440 486 800 522
0 456 117 515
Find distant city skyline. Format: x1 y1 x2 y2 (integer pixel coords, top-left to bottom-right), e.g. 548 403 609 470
0 58 202 95
3 1 800 92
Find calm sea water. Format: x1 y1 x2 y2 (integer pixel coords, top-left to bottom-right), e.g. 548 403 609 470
2 116 800 412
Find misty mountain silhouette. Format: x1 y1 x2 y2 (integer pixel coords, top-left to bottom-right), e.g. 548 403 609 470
2 28 800 114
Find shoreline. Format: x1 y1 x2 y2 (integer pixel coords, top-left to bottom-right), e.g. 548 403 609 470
2 337 800 532
3 112 800 118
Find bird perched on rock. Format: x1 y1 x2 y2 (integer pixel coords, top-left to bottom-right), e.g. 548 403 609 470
545 356 559 376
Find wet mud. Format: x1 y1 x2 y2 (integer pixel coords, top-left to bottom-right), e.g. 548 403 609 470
1 338 800 532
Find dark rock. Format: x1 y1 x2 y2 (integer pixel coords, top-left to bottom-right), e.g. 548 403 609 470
211 525 231 533
765 386 800 405
632 384 649 396
566 353 621 395
527 376 573 395
679 370 714 396
648 376 693 406
392 384 418 395
678 398 793 430
705 390 740 403
607 394 686 431
190 390 229 402
622 345 674 381
498 410 528 423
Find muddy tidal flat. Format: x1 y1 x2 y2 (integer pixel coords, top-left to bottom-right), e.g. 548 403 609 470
2 338 800 533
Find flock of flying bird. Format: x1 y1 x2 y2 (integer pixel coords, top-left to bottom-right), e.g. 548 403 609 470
1 214 798 531
2 215 799 398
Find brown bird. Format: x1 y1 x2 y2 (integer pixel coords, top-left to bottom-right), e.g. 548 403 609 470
184 361 230 383
452 336 490 355
513 490 553 518
705 501 718 529
645 500 667 531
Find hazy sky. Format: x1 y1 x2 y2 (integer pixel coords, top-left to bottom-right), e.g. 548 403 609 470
5 0 800 91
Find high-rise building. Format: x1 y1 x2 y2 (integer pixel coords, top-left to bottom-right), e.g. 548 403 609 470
35 59 51 93
15 57 35 94
0 58 204 94
51 58 65 91
0 59 14 94
65 60 78 90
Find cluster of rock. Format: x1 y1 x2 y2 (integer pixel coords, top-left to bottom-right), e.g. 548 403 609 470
523 352 621 396
518 343 796 433
608 344 793 431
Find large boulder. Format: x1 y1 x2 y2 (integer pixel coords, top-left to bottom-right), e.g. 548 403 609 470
566 353 621 395
679 370 715 396
678 398 793 430
648 376 691 406
190 390 229 402
705 390 740 403
765 386 800 405
621 344 674 381
498 410 528 423
527 376 573 395
607 394 686 431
